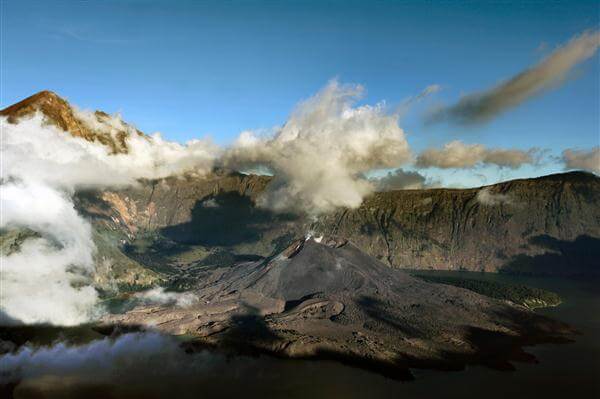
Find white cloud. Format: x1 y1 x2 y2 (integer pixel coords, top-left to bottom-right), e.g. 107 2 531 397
562 147 599 174
0 182 100 325
0 332 278 394
0 333 182 384
224 80 412 214
476 187 513 206
3 112 218 190
0 113 218 325
371 168 438 191
133 287 199 308
416 140 539 169
428 30 600 124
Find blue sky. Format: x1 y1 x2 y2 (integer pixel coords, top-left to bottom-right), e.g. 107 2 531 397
2 0 599 186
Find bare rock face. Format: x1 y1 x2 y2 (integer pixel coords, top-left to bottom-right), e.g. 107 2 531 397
79 171 599 276
106 238 575 378
0 90 140 153
316 172 600 274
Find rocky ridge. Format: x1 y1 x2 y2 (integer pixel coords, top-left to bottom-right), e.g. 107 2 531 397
81 171 599 276
3 91 599 277
1 90 142 153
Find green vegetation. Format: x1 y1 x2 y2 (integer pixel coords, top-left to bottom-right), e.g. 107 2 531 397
411 273 562 309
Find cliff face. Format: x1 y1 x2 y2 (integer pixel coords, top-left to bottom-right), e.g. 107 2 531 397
79 171 599 276
317 172 599 274
0 90 141 153
75 172 300 266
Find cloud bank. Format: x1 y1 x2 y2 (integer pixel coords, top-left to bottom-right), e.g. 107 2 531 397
0 333 190 385
224 80 411 214
0 113 217 325
3 112 218 190
416 140 538 169
562 147 599 174
428 30 600 125
1 182 100 325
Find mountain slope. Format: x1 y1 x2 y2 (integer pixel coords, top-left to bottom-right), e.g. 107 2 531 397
4 91 599 275
80 170 599 275
317 171 600 274
106 237 575 378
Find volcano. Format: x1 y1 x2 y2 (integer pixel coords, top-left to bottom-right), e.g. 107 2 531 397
106 236 575 379
0 91 592 378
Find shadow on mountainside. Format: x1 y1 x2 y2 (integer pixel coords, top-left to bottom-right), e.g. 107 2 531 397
356 296 428 339
501 235 600 276
161 192 297 247
405 305 576 373
182 298 576 381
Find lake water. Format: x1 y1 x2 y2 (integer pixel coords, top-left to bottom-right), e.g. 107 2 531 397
3 273 599 398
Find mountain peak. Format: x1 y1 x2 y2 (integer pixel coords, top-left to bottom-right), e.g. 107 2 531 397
26 89 62 101
1 91 133 154
10 89 62 103
1 90 93 143
1 90 71 121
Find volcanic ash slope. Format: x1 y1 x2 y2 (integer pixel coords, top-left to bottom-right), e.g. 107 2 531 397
105 237 575 378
